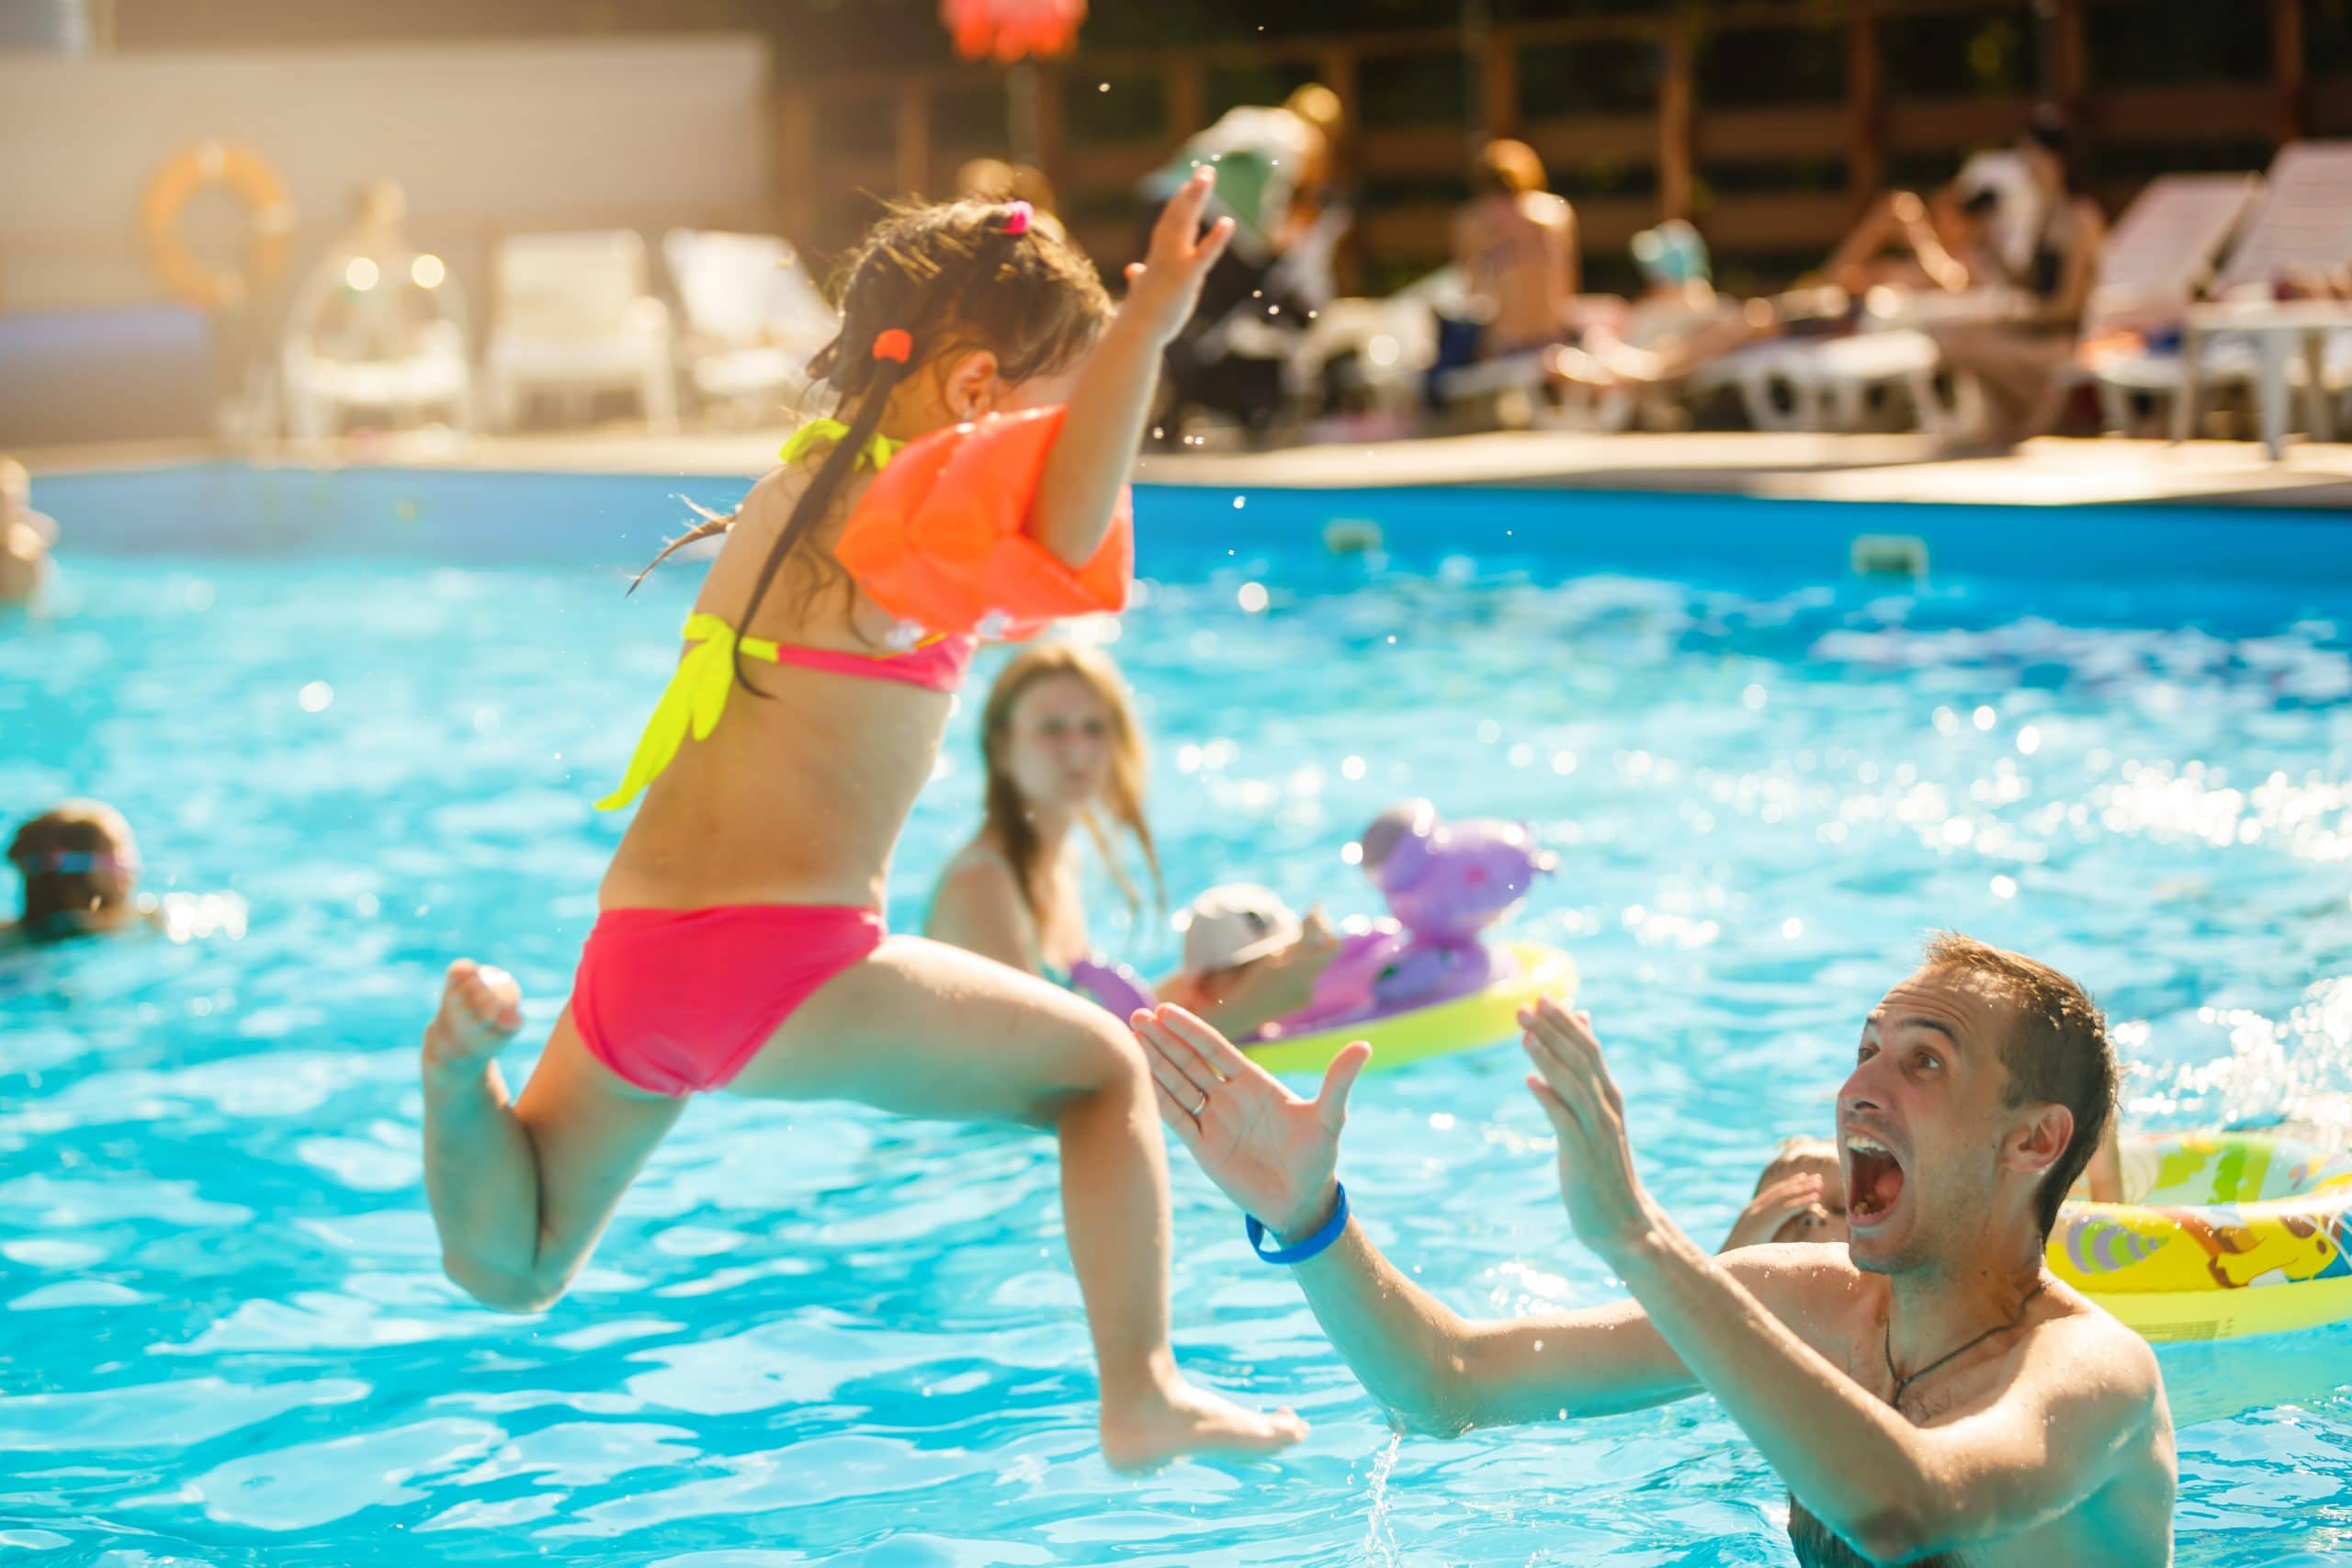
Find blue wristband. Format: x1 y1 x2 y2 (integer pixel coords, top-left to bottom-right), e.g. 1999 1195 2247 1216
1246 1183 1350 1265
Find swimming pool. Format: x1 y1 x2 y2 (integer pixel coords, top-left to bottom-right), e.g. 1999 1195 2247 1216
4 464 2349 1564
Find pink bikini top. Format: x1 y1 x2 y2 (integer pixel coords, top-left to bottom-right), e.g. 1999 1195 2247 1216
768 632 977 694
595 617 978 811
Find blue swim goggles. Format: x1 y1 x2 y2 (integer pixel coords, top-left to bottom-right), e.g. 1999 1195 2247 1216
10 850 135 876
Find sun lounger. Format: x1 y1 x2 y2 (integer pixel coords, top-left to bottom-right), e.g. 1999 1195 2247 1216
481 230 677 432
663 230 838 423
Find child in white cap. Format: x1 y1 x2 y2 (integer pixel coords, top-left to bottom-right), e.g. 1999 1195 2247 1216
1156 883 1339 1039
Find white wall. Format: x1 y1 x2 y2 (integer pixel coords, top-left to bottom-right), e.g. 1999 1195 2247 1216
0 35 773 312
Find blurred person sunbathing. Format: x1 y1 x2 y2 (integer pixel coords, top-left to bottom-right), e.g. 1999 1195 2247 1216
1931 109 2109 446
1817 185 2001 300
1452 138 1578 362
1544 221 1785 393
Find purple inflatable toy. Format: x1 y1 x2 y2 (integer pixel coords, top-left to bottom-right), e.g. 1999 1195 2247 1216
1262 798 1556 1039
1075 798 1555 1042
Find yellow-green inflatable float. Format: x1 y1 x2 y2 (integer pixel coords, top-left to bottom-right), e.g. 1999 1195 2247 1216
2052 1131 2352 1342
1241 941 1580 1077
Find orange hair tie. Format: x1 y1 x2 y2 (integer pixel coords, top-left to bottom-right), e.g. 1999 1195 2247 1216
872 328 913 364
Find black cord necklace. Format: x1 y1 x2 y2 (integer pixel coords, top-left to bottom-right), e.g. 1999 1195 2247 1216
1884 1278 2049 1412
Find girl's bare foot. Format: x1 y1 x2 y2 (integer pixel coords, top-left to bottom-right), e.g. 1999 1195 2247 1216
1100 1377 1308 1472
422 959 523 1077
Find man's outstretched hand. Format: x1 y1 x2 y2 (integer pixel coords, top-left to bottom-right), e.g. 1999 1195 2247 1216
1132 1004 1370 1241
1521 996 1665 1265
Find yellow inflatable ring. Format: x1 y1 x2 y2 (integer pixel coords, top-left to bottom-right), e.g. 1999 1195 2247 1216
2052 1131 2352 1342
139 140 295 310
1242 941 1580 1077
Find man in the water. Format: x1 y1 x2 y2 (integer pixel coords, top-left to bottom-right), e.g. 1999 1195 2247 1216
1135 932 2175 1564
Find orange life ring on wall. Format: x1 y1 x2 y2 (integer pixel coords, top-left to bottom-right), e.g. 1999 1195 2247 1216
138 141 295 311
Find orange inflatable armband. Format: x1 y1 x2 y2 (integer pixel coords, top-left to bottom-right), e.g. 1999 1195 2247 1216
833 404 1132 640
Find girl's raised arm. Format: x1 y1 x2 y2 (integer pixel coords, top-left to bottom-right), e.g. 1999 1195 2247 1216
1026 169 1233 569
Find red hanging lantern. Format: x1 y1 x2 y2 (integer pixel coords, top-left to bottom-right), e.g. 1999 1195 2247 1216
940 0 1087 63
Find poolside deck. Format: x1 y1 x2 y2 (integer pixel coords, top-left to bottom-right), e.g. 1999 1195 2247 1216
23 431 2352 511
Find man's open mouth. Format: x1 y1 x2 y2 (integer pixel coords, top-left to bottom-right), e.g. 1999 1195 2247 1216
1845 1134 1907 1228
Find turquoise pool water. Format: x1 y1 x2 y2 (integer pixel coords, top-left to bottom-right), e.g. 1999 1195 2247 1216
3 467 2351 1564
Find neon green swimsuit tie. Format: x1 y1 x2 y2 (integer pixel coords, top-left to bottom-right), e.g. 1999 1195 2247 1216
595 421 906 812
778 417 905 470
595 614 779 810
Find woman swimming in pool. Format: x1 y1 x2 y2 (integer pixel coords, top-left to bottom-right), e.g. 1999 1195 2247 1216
420 174 1307 1468
925 641 1337 1036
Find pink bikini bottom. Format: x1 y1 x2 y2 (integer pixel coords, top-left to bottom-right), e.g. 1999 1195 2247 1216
570 903 885 1096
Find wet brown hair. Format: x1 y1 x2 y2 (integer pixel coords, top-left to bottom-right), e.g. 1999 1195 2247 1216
956 158 1059 218
8 800 139 938
979 642 1161 929
631 198 1113 692
1922 931 2115 1239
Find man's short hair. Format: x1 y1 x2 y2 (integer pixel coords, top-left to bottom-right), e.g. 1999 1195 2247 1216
1922 932 2113 1239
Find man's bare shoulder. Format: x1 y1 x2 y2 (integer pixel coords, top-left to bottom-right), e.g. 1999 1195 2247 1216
1718 1242 1877 1345
1719 1239 1870 1290
2027 1286 2165 1403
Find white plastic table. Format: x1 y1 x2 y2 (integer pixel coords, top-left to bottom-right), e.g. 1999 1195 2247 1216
2172 299 2352 458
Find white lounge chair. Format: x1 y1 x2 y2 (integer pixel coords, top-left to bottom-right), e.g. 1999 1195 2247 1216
1696 325 1955 434
2211 142 2352 298
2078 173 2267 433
2085 144 2352 440
1295 267 1448 421
481 231 676 432
283 320 472 440
663 230 838 423
280 249 474 439
2088 173 2264 328
2174 142 2352 447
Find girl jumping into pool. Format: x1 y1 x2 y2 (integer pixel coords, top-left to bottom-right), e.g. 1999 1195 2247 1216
420 173 1306 1468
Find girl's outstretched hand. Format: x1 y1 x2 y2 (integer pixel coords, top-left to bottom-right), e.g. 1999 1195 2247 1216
1120 167 1237 347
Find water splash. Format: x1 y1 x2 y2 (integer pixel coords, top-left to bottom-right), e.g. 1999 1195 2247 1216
1358 1430 1403 1567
